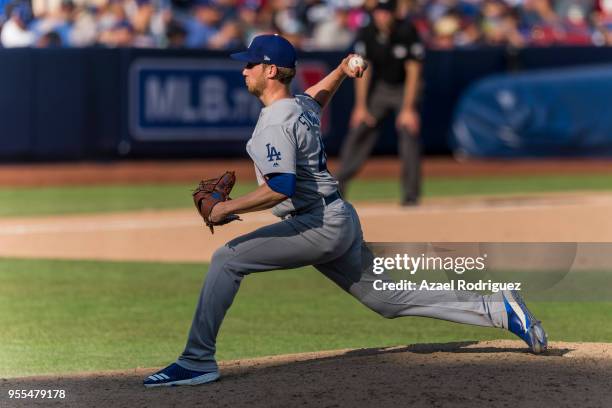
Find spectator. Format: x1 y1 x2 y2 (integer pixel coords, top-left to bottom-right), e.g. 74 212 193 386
183 0 220 48
165 18 186 47
455 16 482 47
310 3 355 50
555 0 594 22
128 0 157 47
560 2 593 45
69 5 98 46
430 12 461 48
98 19 135 46
1 3 35 47
480 0 525 47
213 0 239 23
269 0 304 47
97 0 128 34
502 8 527 47
30 0 75 47
37 30 62 46
593 0 612 45
521 0 563 45
237 0 265 46
207 19 243 49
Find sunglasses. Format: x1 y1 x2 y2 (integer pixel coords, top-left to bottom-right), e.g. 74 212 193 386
245 61 273 69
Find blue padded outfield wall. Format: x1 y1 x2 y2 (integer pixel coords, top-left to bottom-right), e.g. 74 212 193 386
0 48 122 160
3 46 612 161
451 65 612 157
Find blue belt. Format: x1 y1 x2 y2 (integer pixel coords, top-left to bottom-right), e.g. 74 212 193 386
323 191 342 206
289 191 342 217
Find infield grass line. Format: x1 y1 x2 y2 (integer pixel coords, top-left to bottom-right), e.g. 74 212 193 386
2 174 612 217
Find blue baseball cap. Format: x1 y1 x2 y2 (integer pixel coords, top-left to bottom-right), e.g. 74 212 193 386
230 34 296 69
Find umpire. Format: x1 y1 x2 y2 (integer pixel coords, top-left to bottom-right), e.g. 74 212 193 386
336 0 425 206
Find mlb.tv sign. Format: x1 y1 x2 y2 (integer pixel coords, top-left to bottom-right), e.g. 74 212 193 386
129 58 330 142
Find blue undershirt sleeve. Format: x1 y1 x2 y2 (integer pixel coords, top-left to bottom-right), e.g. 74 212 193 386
266 173 296 197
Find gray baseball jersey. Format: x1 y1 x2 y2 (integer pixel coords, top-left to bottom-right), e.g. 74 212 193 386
245 95 338 218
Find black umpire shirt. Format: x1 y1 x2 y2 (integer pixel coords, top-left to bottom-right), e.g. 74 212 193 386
354 19 425 86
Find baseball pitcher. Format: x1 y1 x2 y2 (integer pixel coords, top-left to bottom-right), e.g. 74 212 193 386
144 34 547 387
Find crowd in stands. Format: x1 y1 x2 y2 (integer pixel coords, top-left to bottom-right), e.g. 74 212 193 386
2 0 612 49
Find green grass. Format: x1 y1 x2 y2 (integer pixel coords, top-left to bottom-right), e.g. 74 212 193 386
1 258 610 377
2 174 612 217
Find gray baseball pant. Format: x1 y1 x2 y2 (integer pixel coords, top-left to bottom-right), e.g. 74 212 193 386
336 81 421 204
177 199 506 372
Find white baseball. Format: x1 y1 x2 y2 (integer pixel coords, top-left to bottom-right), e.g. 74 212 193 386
348 55 365 71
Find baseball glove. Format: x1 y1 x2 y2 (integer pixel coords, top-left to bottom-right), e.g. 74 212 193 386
192 171 241 234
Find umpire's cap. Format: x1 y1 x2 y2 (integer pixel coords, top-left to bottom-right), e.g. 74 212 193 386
375 0 397 11
230 34 297 69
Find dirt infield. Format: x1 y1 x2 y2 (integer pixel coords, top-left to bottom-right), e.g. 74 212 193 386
2 158 612 186
2 192 612 262
2 341 611 408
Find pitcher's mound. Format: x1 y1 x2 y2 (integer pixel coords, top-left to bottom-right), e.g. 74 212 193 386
3 340 612 407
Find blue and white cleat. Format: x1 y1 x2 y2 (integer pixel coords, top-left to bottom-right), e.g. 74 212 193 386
502 290 548 354
143 363 220 388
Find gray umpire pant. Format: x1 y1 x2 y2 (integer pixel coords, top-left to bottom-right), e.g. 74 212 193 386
336 82 421 204
177 199 506 372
